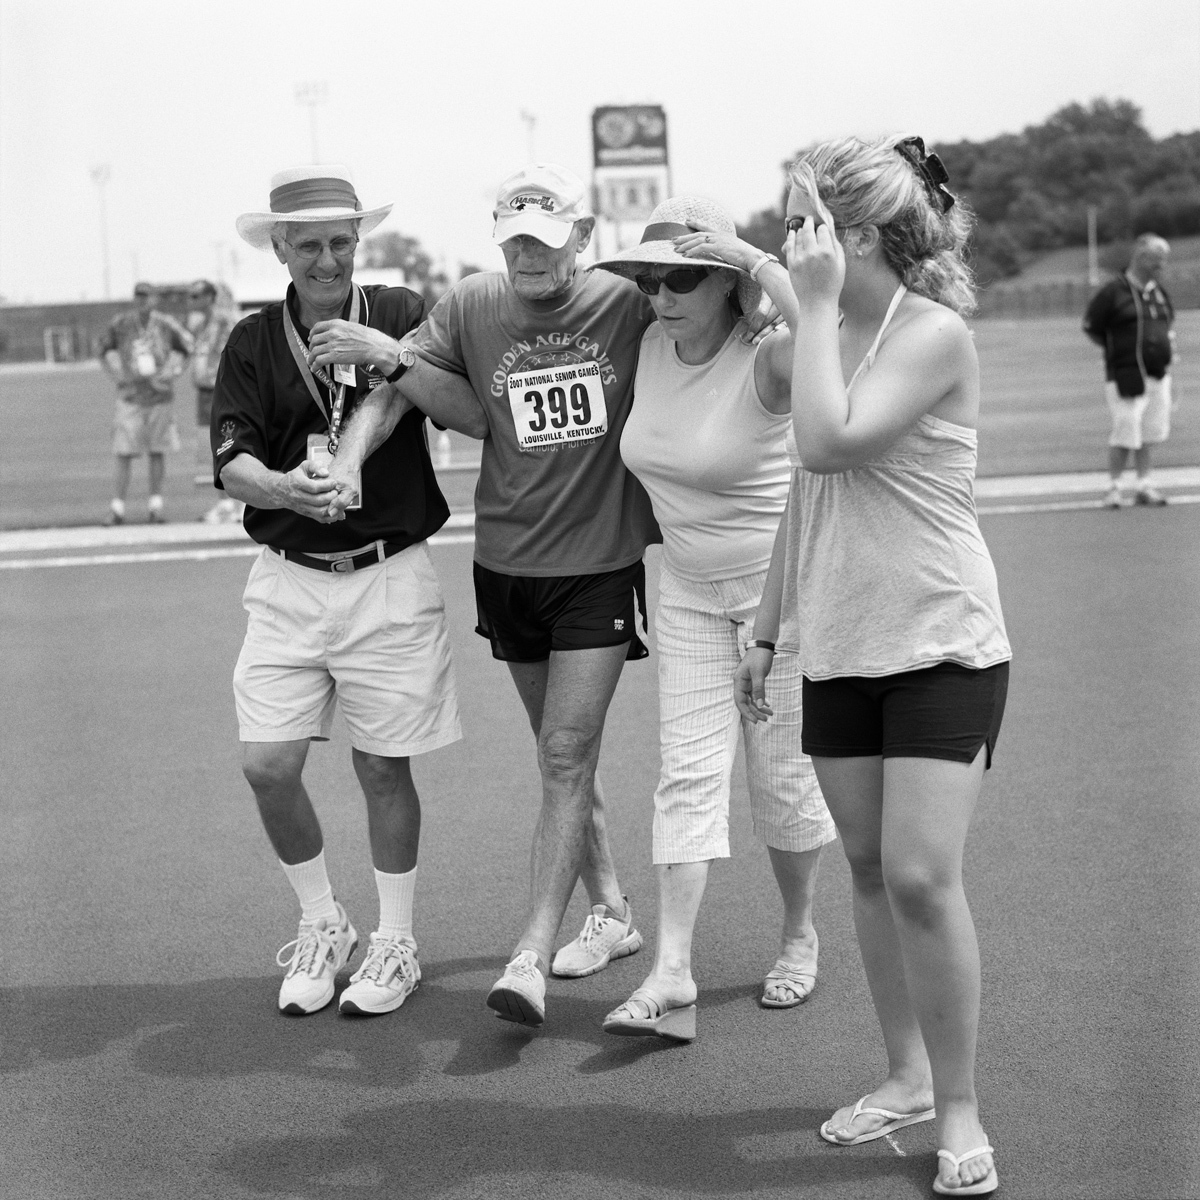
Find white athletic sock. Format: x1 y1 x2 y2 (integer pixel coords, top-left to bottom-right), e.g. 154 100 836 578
110 498 126 517
374 866 416 943
148 494 164 513
280 851 340 924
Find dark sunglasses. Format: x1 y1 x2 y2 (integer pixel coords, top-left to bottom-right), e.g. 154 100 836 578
634 267 711 296
895 136 956 213
785 215 826 234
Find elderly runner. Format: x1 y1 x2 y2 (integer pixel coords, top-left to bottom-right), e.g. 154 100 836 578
211 165 462 1018
331 163 670 1028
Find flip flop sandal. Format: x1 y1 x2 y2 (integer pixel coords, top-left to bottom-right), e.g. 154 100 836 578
819 1095 937 1145
932 1144 998 1196
602 988 696 1042
761 959 817 1008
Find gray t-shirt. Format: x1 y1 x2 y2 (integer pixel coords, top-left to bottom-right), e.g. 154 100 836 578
412 269 660 576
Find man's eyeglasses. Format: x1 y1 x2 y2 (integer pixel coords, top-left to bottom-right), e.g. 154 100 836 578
634 267 711 296
895 137 956 213
287 235 359 260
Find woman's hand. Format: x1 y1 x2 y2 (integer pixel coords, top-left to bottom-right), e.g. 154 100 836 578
673 230 760 273
784 211 844 305
733 647 776 723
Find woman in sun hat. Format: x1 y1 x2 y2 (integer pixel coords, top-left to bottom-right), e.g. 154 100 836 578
734 136 1008 1196
591 197 837 1044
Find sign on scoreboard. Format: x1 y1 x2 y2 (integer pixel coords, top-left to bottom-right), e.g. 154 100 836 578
591 106 669 168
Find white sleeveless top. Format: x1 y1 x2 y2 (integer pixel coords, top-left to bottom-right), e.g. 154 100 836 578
621 323 791 582
780 287 1012 677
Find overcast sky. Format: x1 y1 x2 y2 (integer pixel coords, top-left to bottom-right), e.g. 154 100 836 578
2 0 1198 304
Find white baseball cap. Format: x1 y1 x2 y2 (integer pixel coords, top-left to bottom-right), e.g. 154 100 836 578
492 164 590 249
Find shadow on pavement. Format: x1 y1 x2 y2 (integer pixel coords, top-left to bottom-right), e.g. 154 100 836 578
216 1098 931 1197
1 963 769 1086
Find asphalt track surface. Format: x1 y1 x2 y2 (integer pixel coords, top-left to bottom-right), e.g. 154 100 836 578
3 503 1199 1200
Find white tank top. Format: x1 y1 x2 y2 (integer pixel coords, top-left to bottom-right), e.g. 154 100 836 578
780 287 1012 677
621 323 791 582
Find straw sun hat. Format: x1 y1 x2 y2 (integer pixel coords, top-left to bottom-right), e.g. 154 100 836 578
591 196 763 316
236 165 392 252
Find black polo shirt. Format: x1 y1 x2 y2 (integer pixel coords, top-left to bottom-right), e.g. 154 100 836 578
210 283 449 552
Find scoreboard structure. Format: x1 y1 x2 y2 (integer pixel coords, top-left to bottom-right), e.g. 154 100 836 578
590 105 671 261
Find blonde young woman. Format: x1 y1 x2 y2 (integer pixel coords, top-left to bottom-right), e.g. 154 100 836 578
735 139 1010 1196
592 198 837 1043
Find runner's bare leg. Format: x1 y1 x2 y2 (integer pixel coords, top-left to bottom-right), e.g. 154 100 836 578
506 643 629 972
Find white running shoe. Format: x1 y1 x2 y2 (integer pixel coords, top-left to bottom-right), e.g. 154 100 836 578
1103 484 1123 509
339 934 421 1016
486 950 546 1026
276 903 358 1015
551 902 643 978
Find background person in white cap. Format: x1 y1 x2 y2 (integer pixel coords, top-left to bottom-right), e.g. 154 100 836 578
591 198 837 1044
210 164 466 1019
331 163 663 1028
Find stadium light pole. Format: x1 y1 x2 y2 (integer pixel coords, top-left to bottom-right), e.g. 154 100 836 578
90 164 112 299
1086 205 1100 287
295 81 328 163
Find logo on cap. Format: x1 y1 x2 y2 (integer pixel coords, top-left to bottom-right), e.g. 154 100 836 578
510 193 557 213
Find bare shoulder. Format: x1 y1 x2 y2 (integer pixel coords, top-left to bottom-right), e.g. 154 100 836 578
883 296 976 373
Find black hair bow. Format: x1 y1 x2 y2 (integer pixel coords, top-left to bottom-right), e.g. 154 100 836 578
895 136 956 213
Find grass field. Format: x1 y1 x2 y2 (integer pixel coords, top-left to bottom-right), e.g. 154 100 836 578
2 312 1197 531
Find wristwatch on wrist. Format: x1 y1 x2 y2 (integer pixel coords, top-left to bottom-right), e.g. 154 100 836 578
385 344 417 383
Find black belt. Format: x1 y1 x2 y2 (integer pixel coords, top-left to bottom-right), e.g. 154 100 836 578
268 541 405 574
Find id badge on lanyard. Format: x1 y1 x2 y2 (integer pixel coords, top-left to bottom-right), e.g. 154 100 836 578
283 288 368 510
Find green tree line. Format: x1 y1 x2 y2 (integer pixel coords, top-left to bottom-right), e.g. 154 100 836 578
738 98 1200 286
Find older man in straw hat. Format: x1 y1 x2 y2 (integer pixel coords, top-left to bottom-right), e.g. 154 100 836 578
210 164 469 1018
330 164 775 1028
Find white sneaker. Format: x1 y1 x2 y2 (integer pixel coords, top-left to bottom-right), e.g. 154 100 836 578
276 903 358 1015
551 902 643 978
339 934 421 1016
486 950 546 1026
1103 485 1123 509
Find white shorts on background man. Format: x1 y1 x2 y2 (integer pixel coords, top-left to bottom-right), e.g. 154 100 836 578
1105 376 1171 449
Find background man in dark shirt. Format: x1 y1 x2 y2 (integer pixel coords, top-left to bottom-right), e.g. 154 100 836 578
1084 233 1176 507
211 165 462 1019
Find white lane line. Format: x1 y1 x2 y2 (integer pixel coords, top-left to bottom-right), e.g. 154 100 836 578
979 493 1200 516
0 532 476 571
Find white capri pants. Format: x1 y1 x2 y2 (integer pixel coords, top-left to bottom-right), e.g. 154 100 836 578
652 566 837 864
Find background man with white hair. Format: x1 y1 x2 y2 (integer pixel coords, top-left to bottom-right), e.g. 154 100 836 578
1084 232 1177 507
210 165 464 1019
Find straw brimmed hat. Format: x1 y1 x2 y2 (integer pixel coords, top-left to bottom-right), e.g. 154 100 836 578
236 165 392 251
591 196 762 316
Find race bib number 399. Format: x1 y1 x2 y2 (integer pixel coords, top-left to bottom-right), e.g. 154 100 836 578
507 361 608 451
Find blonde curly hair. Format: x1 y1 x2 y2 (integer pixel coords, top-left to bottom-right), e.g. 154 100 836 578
790 136 977 316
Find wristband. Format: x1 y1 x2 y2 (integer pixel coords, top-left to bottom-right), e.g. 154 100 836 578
749 254 779 282
751 639 776 652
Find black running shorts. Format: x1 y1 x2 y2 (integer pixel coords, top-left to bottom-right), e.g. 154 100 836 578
801 660 1009 768
473 560 648 663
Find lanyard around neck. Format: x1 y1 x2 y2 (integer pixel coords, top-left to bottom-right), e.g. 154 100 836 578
282 286 365 451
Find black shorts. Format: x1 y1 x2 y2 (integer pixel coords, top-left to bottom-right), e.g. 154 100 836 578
801 661 1009 768
473 560 649 663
